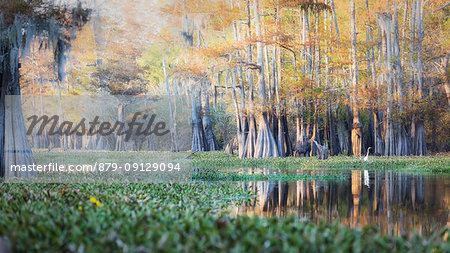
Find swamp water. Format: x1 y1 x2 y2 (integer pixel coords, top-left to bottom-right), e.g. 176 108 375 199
229 169 449 236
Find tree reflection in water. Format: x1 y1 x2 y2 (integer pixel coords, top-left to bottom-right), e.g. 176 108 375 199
231 169 449 236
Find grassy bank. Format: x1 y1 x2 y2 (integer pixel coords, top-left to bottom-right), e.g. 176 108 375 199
33 150 450 173
192 152 450 173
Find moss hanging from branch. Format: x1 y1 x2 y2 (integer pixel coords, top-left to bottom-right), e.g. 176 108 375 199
0 1 91 178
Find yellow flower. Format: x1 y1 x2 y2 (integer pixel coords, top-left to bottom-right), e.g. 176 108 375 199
90 197 97 203
96 201 102 208
78 206 83 211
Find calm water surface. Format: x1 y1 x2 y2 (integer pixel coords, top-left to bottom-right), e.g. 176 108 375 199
230 169 449 236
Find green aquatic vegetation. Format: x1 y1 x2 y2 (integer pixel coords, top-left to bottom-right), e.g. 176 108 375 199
192 169 345 182
33 151 450 173
0 182 250 252
192 152 450 173
0 182 448 252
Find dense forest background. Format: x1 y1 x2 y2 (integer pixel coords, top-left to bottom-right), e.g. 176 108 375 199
15 0 450 157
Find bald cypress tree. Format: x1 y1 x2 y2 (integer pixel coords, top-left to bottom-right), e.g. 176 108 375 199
0 0 90 177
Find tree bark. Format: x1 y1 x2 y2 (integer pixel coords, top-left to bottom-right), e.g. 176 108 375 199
1 47 35 177
295 100 310 157
350 0 362 156
365 0 375 151
191 87 204 152
162 54 179 152
392 10 409 156
253 0 279 158
201 80 219 151
328 108 341 155
115 104 126 151
273 47 287 157
243 0 257 158
411 0 427 155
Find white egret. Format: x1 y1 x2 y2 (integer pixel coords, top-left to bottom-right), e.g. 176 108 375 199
364 147 372 162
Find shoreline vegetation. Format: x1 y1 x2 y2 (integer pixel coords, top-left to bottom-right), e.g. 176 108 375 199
33 150 450 173
192 152 450 173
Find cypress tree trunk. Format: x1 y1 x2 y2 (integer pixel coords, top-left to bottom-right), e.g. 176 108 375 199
191 88 204 152
350 0 362 156
274 10 291 156
115 104 126 151
243 0 257 157
373 109 385 156
365 0 375 151
330 0 340 41
392 10 409 155
55 78 68 151
201 81 218 151
232 19 248 158
443 55 450 106
1 47 35 177
238 68 248 158
310 102 319 157
230 70 244 155
273 47 286 157
0 62 5 177
337 107 351 155
374 17 386 156
253 0 279 158
281 109 292 156
172 82 179 151
324 0 340 156
379 13 396 156
295 100 310 157
243 113 257 157
409 0 417 154
411 0 427 155
162 55 179 152
328 108 341 155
